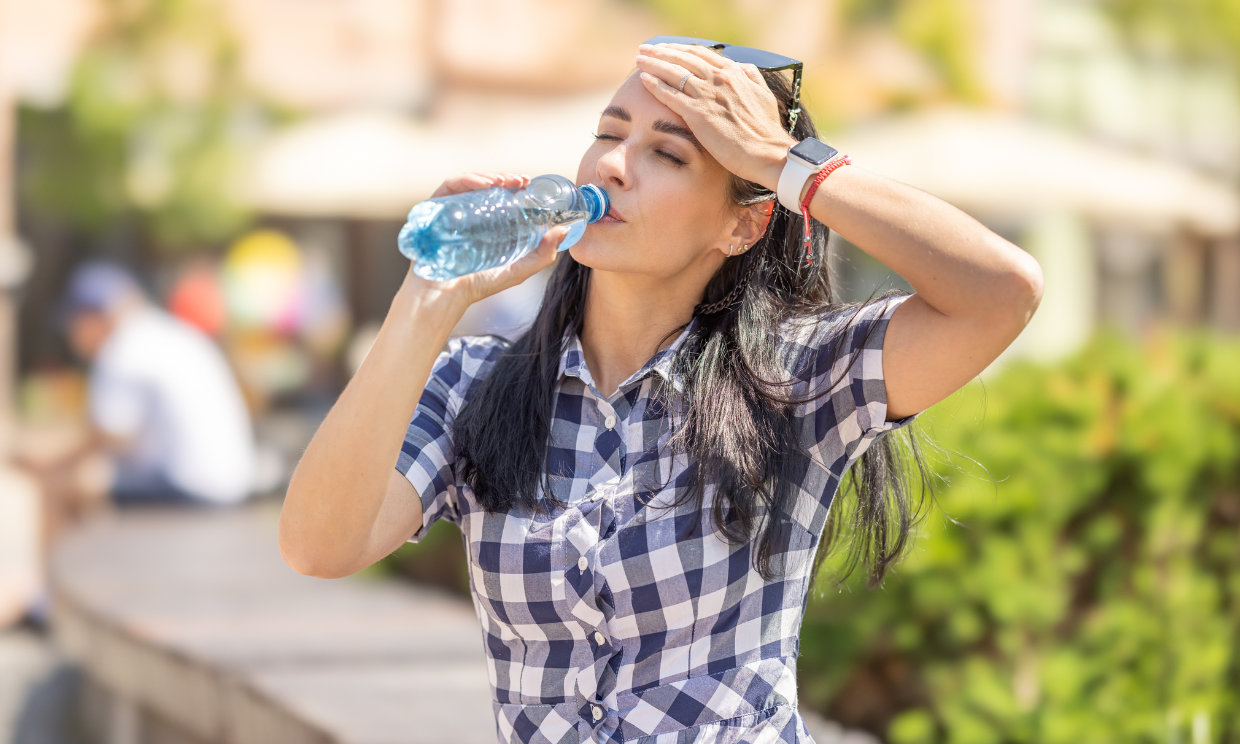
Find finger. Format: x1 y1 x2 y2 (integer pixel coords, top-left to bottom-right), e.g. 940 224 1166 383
475 226 566 292
494 173 530 189
639 43 724 73
430 172 496 198
431 172 528 198
638 71 688 107
635 46 705 79
634 54 699 92
668 43 732 70
740 63 765 85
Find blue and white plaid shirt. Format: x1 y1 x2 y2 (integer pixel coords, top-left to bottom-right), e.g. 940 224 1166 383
397 296 915 743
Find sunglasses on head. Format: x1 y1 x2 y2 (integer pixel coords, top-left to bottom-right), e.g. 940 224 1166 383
642 36 803 134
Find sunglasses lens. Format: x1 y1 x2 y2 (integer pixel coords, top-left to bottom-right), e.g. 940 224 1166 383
641 36 801 72
720 47 799 70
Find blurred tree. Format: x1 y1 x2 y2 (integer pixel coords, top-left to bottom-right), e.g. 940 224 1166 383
839 0 986 104
1104 0 1240 65
618 0 753 46
623 0 985 123
18 0 285 253
799 330 1240 743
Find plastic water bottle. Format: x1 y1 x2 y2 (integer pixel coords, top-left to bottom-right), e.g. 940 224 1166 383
397 175 609 281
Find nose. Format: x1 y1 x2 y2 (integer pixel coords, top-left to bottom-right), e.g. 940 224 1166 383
594 141 630 191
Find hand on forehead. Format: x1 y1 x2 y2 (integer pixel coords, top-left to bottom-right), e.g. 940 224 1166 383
633 42 794 188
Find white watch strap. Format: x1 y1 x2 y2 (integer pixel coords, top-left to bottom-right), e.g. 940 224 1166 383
776 153 819 213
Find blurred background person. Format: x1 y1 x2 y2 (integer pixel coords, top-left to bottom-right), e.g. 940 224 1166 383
13 261 257 623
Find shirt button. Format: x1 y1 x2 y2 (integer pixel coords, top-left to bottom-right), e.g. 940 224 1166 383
593 631 605 645
603 415 616 429
591 705 604 722
578 556 588 571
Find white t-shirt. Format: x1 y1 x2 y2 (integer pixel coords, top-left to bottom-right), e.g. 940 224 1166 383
90 307 256 505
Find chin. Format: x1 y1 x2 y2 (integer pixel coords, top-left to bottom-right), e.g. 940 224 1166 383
567 236 632 272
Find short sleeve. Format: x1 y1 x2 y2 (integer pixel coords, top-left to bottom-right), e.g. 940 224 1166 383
396 336 503 543
788 294 919 470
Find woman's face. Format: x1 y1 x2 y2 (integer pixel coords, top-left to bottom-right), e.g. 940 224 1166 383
571 72 739 279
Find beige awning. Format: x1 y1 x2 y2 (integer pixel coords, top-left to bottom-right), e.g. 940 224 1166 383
244 102 1240 235
833 107 1239 237
238 91 614 219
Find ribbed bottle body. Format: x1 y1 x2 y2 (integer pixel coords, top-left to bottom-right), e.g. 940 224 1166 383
397 175 607 281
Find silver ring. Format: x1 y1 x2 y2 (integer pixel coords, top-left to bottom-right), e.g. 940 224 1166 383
677 72 692 92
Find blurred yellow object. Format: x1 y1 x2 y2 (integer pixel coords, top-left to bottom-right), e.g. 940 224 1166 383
223 229 303 333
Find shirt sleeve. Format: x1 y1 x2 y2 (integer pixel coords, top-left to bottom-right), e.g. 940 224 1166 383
395 336 498 543
790 294 919 470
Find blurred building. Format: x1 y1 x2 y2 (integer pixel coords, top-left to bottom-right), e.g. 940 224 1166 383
229 0 659 336
4 0 1239 374
812 0 1239 359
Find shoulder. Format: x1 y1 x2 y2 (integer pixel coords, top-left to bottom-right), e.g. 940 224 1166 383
778 294 911 355
433 334 512 392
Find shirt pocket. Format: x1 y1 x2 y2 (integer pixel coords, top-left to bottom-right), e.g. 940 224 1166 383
660 703 793 743
463 499 570 626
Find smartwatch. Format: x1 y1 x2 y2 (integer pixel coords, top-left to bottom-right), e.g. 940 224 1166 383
777 137 840 212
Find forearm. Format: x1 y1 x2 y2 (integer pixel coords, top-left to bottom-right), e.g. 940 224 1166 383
278 277 466 576
805 164 1042 320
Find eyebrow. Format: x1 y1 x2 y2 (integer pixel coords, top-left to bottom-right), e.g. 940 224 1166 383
601 105 705 154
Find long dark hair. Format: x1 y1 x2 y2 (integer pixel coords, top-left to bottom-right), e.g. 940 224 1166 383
454 69 928 588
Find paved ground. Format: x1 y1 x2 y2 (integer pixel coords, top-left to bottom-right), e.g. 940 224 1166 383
0 622 85 744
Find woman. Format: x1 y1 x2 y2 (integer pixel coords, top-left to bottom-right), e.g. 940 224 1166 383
279 39 1042 743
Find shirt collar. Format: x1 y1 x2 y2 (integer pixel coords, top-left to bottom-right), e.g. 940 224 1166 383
557 318 697 394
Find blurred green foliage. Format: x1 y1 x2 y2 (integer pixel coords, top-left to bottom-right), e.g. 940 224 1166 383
18 0 285 251
381 517 472 598
1105 0 1240 65
840 0 986 104
386 330 1240 741
623 0 983 121
801 330 1240 742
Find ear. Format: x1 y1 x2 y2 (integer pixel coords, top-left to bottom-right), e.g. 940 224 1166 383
720 198 775 256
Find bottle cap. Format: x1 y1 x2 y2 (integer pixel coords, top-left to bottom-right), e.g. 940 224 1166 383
580 184 609 223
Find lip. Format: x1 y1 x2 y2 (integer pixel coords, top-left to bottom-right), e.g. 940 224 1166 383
601 206 625 223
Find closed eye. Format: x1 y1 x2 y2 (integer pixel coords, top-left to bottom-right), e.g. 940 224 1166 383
592 133 686 166
656 150 686 166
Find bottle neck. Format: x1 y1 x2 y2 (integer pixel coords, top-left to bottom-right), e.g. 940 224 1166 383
580 184 609 223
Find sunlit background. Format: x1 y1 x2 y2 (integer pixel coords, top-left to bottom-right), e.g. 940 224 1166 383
1 1 1238 743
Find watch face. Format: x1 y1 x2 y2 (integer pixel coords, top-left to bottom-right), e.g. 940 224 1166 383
790 138 838 166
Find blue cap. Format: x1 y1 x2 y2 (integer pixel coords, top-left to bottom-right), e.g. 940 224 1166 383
57 261 143 326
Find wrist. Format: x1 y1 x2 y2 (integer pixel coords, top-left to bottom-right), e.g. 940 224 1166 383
753 140 796 194
391 271 469 329
776 137 841 212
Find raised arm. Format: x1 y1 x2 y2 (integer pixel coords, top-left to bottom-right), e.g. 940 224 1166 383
278 173 564 578
635 43 1043 420
792 166 1042 419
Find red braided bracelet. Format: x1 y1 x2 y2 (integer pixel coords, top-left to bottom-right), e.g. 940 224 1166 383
800 154 850 264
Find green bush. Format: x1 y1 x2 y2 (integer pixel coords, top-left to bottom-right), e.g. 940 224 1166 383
379 330 1240 741
800 330 1240 743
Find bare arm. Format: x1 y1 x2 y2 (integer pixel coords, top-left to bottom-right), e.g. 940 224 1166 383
634 44 1043 420
278 173 566 578
799 166 1043 419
